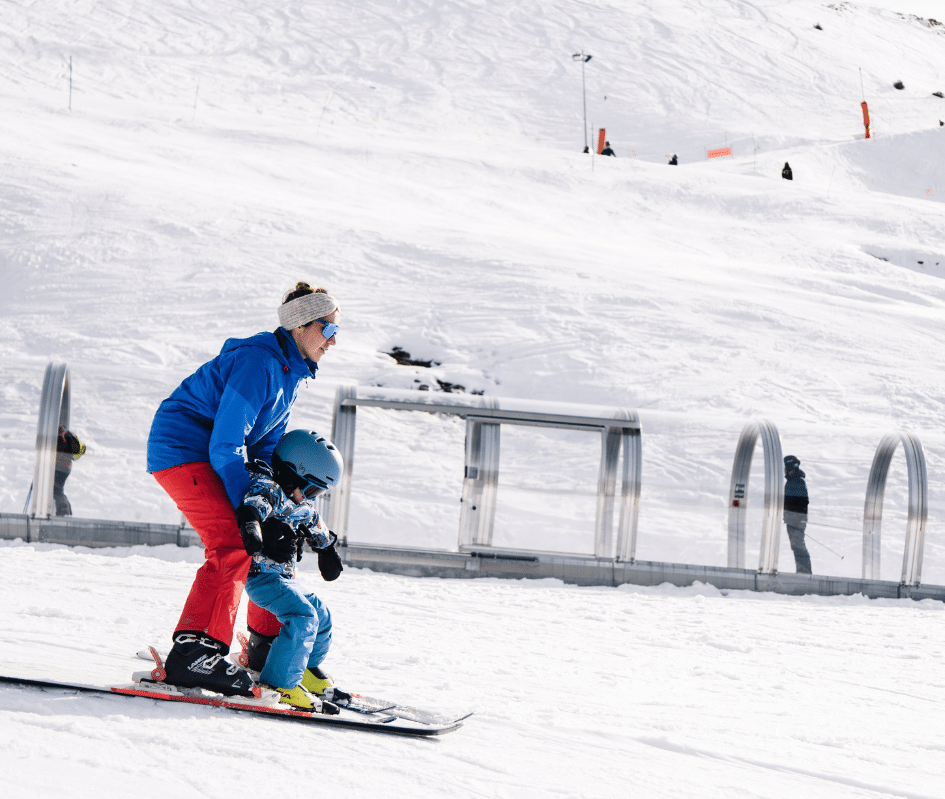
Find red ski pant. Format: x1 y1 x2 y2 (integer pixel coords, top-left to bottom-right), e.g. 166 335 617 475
153 462 281 650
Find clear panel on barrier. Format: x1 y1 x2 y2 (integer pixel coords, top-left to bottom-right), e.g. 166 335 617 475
772 426 945 584
918 434 945 587
770 427 876 580
341 406 466 549
632 411 745 567
490 424 600 555
290 388 467 550
712 423 945 585
629 412 945 583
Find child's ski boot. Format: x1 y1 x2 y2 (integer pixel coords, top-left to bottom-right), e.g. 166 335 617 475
302 665 353 705
263 683 340 714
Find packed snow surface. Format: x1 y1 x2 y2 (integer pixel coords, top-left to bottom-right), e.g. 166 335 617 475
2 543 944 799
2 0 945 796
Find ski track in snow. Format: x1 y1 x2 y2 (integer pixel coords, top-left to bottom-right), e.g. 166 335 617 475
3 0 945 795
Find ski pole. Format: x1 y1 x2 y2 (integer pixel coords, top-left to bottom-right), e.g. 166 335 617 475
804 532 844 559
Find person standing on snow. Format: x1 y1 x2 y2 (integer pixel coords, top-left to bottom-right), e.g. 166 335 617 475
601 141 616 156
236 429 348 712
147 282 339 697
783 455 812 575
782 162 793 180
54 426 86 516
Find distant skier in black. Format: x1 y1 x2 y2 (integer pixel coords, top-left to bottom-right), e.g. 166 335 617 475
583 146 590 153
601 141 615 156
783 455 812 574
669 154 678 165
782 162 793 180
54 426 86 516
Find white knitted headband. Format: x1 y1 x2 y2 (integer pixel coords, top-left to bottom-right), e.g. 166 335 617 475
278 291 339 330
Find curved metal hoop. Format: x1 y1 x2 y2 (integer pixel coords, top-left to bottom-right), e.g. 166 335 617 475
862 432 927 585
328 384 358 544
727 419 783 573
614 410 642 563
28 362 71 518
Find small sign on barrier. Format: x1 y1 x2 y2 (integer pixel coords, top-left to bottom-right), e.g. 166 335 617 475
707 147 732 159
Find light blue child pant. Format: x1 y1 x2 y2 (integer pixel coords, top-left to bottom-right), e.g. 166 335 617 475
244 571 332 689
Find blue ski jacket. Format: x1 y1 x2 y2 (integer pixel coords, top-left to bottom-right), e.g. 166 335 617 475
147 328 318 508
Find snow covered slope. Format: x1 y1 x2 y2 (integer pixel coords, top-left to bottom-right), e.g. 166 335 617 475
2 542 944 799
3 0 945 574
3 1 945 796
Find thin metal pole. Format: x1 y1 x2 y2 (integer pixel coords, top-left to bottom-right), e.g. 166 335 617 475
192 78 200 121
69 57 72 111
582 54 588 150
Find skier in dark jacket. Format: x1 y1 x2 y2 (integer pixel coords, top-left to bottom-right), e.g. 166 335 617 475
783 455 812 574
147 281 339 697
601 141 616 156
54 426 86 516
782 162 793 180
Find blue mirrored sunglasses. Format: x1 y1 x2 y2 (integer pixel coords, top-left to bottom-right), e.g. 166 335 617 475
301 475 329 499
313 319 338 339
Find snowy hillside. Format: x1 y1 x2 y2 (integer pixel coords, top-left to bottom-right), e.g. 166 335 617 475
2 1 945 795
4 0 945 582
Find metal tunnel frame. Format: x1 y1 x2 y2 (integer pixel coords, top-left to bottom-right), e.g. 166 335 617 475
7 367 941 601
328 385 641 560
27 363 71 519
727 418 783 573
863 433 928 586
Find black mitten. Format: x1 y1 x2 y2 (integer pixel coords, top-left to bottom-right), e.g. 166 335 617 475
317 534 343 582
235 505 263 557
260 519 297 563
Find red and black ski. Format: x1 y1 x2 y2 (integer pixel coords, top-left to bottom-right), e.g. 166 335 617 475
0 673 470 737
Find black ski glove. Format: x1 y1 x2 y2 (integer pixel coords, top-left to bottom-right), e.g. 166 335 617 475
261 519 297 564
235 505 263 557
317 532 344 582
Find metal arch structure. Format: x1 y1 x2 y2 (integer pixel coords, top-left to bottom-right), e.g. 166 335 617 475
4 369 945 602
727 418 784 573
611 409 642 563
28 362 71 519
862 432 928 586
457 402 501 549
327 385 358 543
325 385 641 559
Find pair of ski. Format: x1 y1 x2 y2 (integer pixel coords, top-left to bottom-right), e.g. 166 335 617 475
0 648 470 737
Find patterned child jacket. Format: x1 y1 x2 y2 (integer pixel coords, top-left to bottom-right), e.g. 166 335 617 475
241 461 332 579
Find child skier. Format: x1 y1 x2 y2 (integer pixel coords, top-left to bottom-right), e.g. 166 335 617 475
235 429 349 712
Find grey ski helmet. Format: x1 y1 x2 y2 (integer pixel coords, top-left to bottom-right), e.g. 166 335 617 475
272 430 344 498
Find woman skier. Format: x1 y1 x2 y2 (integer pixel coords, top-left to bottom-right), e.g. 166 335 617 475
147 282 339 697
